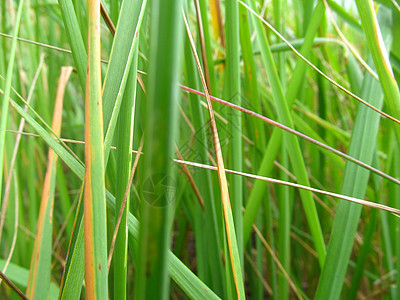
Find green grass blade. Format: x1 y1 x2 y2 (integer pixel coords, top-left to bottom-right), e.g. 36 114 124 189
59 187 85 300
225 0 243 272
183 31 225 296
183 10 246 298
245 0 326 267
315 57 385 300
242 1 326 249
355 0 400 144
0 0 24 206
57 0 87 90
0 260 59 298
9 89 220 300
102 0 146 164
83 0 108 297
135 0 184 298
113 41 139 300
26 67 70 300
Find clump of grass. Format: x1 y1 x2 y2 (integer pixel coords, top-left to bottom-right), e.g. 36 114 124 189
0 0 400 299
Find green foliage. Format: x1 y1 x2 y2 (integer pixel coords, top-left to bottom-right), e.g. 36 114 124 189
0 0 400 299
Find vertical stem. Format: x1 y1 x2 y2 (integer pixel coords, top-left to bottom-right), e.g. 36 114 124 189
84 0 108 297
225 0 243 269
114 43 138 300
136 0 183 298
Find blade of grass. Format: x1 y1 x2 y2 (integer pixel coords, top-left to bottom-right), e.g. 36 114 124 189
58 184 85 300
135 0 184 298
0 0 24 207
0 260 59 298
240 0 400 126
315 51 388 300
0 54 44 243
57 0 87 90
174 159 400 215
84 0 108 297
354 0 400 145
101 0 146 164
112 40 139 299
240 0 326 250
225 0 243 274
26 66 71 300
179 84 400 186
182 12 225 294
242 0 328 267
0 269 28 300
183 10 245 299
6 92 221 299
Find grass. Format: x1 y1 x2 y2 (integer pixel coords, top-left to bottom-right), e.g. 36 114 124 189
1 0 400 299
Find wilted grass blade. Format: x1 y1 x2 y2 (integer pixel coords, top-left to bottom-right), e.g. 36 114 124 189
26 67 71 300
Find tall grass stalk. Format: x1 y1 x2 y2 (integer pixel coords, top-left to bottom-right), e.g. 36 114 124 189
135 0 183 298
84 0 108 297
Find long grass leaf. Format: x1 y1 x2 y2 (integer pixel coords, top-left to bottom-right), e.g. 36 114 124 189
26 67 71 299
135 1 184 298
84 0 108 297
0 0 24 207
315 8 392 298
183 10 245 299
354 0 400 144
